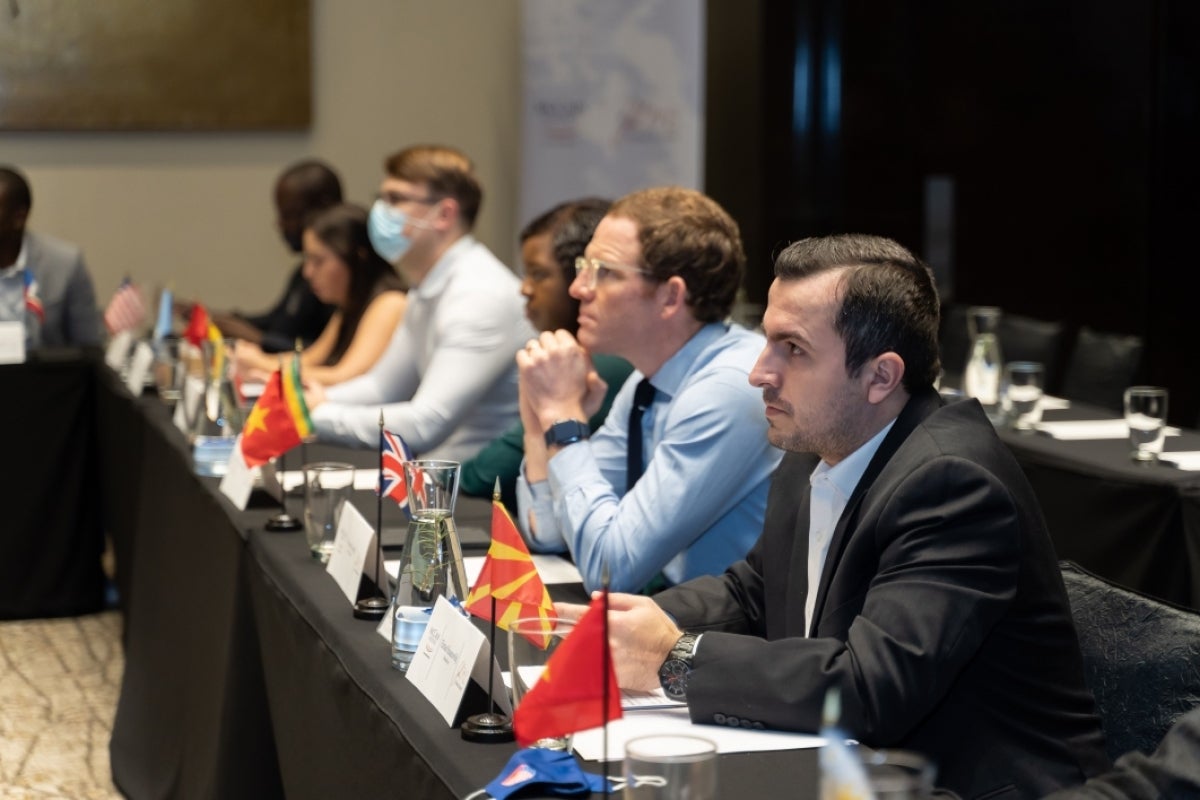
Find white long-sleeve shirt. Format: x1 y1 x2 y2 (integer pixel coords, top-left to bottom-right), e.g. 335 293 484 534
312 235 535 461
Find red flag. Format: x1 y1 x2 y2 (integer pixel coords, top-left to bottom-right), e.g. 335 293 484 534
465 501 556 637
184 303 210 347
512 595 622 746
240 360 314 467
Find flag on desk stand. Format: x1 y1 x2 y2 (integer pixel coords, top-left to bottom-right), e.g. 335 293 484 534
104 277 148 335
153 287 174 340
465 492 556 638
240 358 314 468
512 592 622 747
378 428 416 516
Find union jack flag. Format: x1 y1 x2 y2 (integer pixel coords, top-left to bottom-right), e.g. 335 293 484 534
379 428 416 514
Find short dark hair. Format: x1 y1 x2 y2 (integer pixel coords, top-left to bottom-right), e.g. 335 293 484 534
520 197 611 285
383 145 482 229
277 159 343 214
0 166 32 212
774 234 941 391
608 187 744 323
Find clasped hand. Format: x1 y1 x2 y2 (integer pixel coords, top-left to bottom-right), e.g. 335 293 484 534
554 593 682 693
516 330 607 431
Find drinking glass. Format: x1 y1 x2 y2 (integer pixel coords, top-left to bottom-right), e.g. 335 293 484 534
507 617 576 751
390 460 468 671
820 748 940 800
302 462 355 562
152 338 184 403
623 734 717 800
1002 361 1044 431
1124 386 1168 463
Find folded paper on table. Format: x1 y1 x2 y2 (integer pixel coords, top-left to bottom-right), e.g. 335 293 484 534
571 707 825 761
1039 395 1071 411
280 469 380 492
1035 419 1182 441
1159 451 1200 471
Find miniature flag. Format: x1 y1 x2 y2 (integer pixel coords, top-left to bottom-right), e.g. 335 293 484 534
153 287 174 340
184 303 212 347
465 501 556 638
22 268 43 323
240 358 314 468
512 594 622 747
379 428 415 512
104 278 148 335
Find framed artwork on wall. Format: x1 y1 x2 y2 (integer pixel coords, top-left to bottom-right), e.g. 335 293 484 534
0 0 310 130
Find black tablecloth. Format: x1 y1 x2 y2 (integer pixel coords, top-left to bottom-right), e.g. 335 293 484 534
999 403 1200 609
82 360 1194 797
0 352 105 619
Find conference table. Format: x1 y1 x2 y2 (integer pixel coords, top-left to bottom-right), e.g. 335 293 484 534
7 351 1199 797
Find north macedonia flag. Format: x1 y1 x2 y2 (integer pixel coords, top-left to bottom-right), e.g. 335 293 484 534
465 501 556 642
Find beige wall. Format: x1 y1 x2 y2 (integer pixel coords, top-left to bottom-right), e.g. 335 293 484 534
0 0 522 313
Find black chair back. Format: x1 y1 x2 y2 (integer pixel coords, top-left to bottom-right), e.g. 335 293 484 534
1060 561 1200 761
1060 326 1145 412
998 313 1068 393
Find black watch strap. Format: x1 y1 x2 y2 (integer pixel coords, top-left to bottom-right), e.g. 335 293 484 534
543 419 590 448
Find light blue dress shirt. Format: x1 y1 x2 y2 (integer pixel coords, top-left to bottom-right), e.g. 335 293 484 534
517 322 783 593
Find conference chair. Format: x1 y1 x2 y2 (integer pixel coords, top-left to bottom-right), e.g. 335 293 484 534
1059 326 1145 413
1060 561 1200 762
998 313 1068 394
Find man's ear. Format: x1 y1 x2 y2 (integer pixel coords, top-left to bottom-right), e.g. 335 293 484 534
431 197 459 231
658 275 688 320
864 352 905 404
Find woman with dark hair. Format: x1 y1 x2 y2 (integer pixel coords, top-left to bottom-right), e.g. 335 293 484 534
460 197 633 510
233 203 407 385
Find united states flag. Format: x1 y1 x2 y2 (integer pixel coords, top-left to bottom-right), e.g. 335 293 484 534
379 428 416 514
104 279 148 335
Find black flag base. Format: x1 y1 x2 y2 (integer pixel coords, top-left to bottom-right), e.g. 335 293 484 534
461 711 514 743
353 595 389 621
264 512 303 532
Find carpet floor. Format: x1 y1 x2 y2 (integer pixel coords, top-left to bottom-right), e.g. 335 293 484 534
0 611 123 799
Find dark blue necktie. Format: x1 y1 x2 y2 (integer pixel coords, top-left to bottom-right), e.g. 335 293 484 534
627 378 655 489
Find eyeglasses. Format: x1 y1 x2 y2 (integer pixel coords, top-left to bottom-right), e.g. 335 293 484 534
573 256 654 290
378 190 439 207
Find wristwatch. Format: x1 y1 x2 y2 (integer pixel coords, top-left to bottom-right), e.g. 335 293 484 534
658 633 700 700
543 419 590 448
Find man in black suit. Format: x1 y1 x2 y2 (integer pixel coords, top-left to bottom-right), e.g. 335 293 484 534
562 234 1110 799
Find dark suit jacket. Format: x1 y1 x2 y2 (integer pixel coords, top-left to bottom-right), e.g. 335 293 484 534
656 387 1110 799
1045 705 1200 799
239 264 334 353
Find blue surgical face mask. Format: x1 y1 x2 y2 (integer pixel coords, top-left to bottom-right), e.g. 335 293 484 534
368 199 413 264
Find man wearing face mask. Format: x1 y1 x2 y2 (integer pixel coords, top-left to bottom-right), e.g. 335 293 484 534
305 144 534 461
207 159 340 352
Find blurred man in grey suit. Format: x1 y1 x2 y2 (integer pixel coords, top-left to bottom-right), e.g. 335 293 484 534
0 165 101 348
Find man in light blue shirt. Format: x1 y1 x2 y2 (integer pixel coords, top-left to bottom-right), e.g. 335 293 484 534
516 187 781 593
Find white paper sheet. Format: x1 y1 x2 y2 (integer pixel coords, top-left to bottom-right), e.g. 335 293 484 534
1035 419 1181 441
1038 395 1072 411
571 707 825 761
280 469 380 492
325 503 377 605
1159 451 1200 471
463 554 582 586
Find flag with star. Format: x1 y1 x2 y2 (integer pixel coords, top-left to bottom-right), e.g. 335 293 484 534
240 358 314 468
512 594 622 747
464 498 556 642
